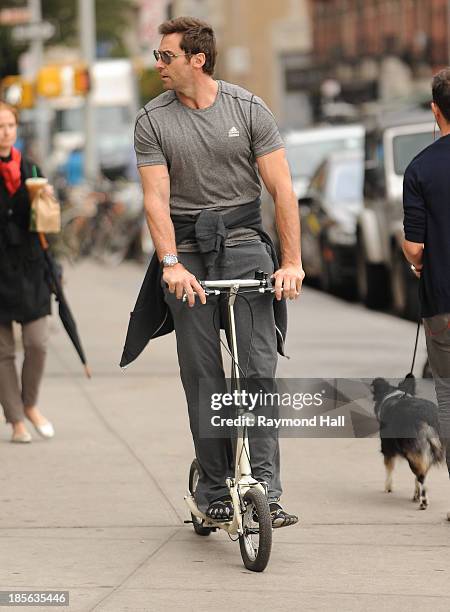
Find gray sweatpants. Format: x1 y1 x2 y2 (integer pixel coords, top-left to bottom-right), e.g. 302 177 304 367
163 241 282 512
424 312 450 476
0 317 49 424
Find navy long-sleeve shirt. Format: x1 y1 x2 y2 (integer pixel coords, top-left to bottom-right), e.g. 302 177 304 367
403 134 450 317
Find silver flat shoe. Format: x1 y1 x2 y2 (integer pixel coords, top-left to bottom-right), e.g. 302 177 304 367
33 421 55 439
11 431 32 443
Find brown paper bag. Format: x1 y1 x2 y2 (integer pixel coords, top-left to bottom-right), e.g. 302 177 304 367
29 189 61 233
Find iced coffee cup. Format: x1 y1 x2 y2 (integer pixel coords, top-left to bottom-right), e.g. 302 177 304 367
25 177 48 201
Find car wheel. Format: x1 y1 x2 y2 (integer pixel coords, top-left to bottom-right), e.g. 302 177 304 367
356 240 390 309
319 239 334 294
320 238 357 300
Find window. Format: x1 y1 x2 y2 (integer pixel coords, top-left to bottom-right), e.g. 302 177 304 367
328 158 364 203
286 135 363 179
392 131 434 174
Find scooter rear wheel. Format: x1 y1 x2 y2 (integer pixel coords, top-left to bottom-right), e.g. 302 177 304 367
188 459 212 536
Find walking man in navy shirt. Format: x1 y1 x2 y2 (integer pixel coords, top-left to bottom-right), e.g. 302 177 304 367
402 68 450 519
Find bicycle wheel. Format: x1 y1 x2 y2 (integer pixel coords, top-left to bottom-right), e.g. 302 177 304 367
188 459 212 536
59 215 87 262
239 487 272 572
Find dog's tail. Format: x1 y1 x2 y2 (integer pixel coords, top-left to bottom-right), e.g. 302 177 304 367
419 423 446 466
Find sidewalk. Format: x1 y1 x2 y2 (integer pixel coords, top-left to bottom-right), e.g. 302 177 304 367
1 261 449 612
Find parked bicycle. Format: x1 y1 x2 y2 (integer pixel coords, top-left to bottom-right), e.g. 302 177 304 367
57 179 153 265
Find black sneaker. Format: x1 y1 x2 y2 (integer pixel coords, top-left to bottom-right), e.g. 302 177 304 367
205 496 234 521
269 502 299 528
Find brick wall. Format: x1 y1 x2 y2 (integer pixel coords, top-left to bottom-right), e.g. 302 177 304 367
311 0 449 68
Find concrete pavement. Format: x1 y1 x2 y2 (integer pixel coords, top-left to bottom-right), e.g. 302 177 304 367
1 260 449 612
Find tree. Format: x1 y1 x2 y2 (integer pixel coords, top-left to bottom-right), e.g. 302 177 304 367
42 0 134 57
139 68 165 105
0 0 134 79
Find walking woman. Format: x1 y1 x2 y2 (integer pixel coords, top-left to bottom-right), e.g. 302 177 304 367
0 101 55 443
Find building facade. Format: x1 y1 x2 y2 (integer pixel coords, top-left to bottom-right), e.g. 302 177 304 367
169 0 313 127
311 0 449 106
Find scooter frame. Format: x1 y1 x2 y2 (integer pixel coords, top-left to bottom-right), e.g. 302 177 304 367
184 277 272 536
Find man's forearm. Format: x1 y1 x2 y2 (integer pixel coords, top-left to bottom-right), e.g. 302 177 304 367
144 196 177 261
402 239 424 268
274 188 302 267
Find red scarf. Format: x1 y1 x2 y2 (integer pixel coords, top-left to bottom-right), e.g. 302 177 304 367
0 147 22 196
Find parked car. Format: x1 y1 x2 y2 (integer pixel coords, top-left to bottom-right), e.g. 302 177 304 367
356 109 434 319
299 149 364 296
261 123 365 252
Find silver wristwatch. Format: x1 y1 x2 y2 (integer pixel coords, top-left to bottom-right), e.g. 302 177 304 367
162 253 179 267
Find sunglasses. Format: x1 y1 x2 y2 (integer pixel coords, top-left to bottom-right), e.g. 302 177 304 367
153 49 190 65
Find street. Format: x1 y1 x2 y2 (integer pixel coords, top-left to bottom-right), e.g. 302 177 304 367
1 260 449 612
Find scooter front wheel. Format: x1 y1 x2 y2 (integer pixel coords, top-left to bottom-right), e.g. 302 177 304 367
239 488 272 572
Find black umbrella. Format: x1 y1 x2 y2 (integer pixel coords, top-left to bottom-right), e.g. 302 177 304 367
39 233 91 379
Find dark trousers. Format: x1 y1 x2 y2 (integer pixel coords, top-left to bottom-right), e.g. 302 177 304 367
163 241 282 511
424 312 450 476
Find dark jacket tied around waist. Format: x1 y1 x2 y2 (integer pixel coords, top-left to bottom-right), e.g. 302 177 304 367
120 199 287 368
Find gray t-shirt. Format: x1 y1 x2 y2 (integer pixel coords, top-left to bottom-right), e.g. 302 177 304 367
134 80 284 250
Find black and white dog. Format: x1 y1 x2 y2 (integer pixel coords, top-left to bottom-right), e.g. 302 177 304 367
371 376 445 509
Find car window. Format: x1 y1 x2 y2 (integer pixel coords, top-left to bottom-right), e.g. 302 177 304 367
286 135 363 179
328 159 363 204
393 131 434 175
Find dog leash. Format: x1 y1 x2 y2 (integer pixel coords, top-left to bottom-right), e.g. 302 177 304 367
396 317 420 400
408 318 421 377
406 272 423 379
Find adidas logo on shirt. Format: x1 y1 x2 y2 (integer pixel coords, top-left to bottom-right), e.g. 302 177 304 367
228 126 240 138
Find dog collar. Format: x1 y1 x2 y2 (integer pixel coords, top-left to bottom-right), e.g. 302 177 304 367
378 389 406 411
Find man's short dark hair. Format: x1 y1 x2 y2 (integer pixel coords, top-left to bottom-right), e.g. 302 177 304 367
158 16 217 76
432 68 450 122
